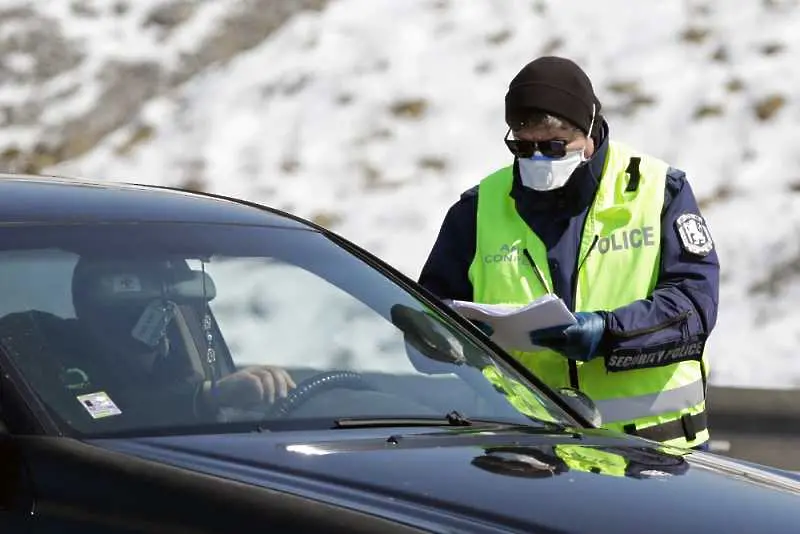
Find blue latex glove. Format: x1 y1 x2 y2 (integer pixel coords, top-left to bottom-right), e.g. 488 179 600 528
528 311 606 361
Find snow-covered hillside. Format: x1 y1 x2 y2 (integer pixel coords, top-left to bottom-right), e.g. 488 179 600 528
3 0 800 387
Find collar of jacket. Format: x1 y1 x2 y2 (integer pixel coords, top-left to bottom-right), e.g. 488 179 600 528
510 120 611 215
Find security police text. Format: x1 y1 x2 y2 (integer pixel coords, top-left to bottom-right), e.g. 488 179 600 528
606 340 705 372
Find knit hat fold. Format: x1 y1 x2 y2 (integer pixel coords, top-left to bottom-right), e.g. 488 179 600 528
505 56 601 135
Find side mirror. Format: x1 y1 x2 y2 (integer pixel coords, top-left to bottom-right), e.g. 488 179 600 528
390 304 467 374
557 387 602 427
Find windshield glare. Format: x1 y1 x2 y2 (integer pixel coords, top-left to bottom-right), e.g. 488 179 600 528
0 223 573 437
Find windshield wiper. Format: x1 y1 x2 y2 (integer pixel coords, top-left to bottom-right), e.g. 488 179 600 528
333 410 473 429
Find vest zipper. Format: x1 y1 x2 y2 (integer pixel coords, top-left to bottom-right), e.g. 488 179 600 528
575 234 600 280
522 248 553 294
568 234 599 390
523 247 582 389
568 360 579 389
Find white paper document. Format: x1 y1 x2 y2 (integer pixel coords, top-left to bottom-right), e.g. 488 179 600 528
449 294 576 352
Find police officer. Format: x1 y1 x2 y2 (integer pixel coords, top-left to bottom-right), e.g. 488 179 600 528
419 56 719 450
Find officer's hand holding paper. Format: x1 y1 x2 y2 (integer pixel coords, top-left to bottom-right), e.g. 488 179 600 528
448 294 576 352
527 311 606 361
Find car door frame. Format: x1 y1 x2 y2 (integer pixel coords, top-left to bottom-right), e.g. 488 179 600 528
0 348 46 533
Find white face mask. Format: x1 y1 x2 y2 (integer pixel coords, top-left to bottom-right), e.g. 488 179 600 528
518 148 586 191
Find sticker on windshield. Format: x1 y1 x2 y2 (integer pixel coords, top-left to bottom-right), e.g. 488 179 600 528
77 391 122 419
110 274 142 293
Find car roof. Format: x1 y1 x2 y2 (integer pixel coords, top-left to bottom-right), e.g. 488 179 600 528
0 173 313 229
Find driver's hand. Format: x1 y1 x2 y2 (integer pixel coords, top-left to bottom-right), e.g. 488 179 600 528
212 366 297 407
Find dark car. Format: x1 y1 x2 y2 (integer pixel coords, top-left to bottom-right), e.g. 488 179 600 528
1 173 799 534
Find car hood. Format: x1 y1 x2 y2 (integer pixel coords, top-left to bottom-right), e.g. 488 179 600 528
88 426 800 533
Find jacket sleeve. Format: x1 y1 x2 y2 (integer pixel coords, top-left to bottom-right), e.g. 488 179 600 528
599 168 720 371
418 189 478 302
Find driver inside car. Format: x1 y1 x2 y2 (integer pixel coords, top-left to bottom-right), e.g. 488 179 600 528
36 257 296 426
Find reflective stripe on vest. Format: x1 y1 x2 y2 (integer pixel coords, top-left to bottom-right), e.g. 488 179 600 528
594 378 705 423
467 141 708 447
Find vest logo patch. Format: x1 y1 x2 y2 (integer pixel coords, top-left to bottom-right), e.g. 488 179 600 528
676 213 713 257
596 226 656 254
484 243 522 263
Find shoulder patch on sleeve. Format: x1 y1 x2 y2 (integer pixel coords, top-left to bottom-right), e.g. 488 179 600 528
675 213 714 257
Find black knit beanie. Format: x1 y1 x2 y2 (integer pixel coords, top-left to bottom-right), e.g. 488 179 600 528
505 56 602 135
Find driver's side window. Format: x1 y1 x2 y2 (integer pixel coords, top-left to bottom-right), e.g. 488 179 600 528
0 250 78 321
0 250 80 435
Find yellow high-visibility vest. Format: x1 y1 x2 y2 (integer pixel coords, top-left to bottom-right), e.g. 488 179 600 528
468 141 708 447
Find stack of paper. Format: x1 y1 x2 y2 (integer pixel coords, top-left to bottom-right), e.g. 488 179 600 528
449 294 576 352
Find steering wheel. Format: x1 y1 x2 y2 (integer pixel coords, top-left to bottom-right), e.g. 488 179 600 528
267 370 379 418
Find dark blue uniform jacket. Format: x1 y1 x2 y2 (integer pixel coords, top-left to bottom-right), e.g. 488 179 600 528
418 122 720 370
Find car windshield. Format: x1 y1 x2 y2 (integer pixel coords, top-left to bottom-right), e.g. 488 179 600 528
0 222 575 437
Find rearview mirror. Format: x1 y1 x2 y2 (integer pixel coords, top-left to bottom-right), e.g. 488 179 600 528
557 387 602 427
87 269 216 305
170 270 217 301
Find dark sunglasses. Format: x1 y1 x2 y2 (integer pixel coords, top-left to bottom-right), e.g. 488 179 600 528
504 128 569 159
